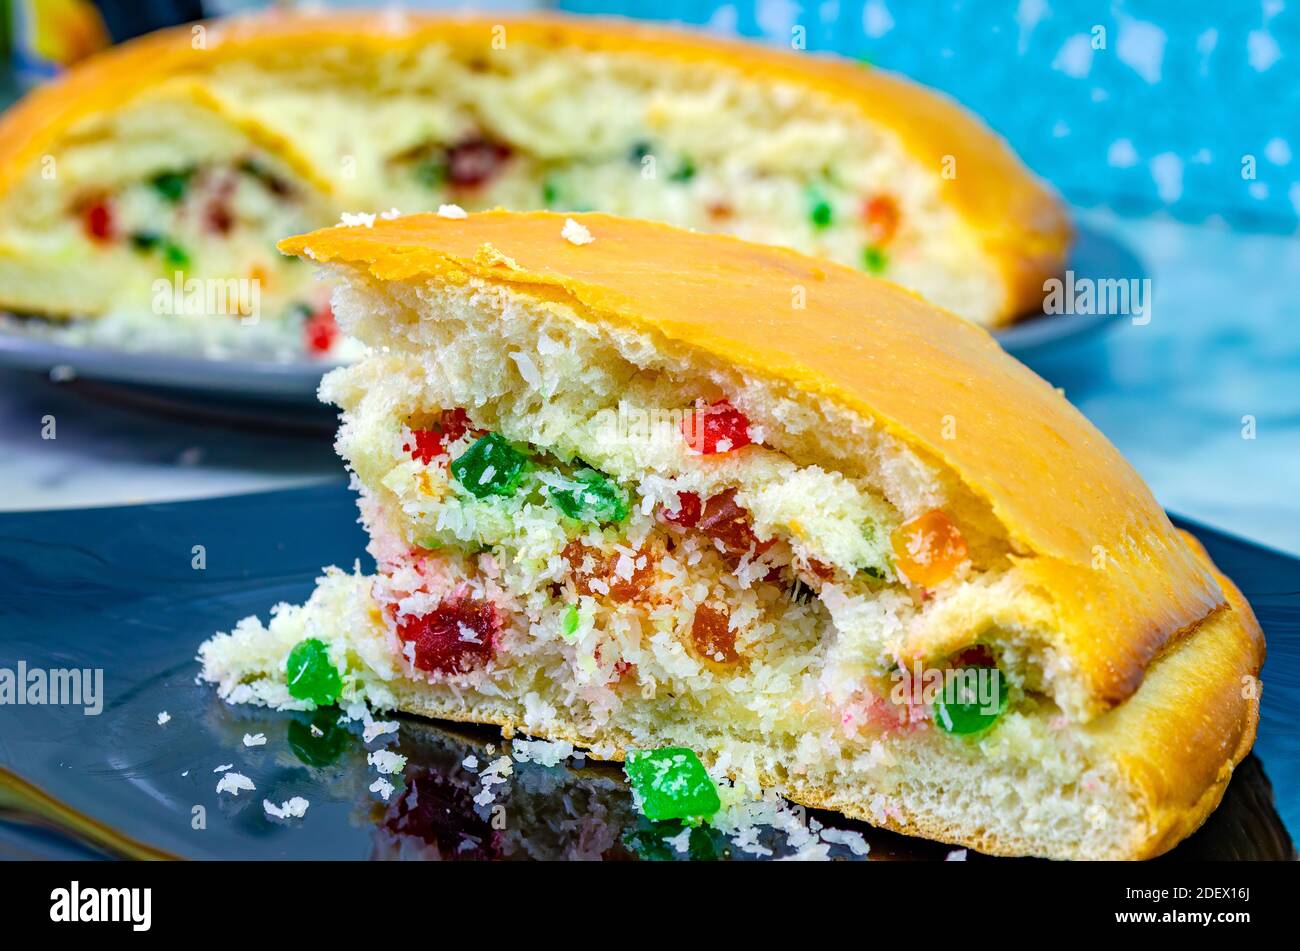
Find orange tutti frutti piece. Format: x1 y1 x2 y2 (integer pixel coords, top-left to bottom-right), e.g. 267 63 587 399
890 509 969 588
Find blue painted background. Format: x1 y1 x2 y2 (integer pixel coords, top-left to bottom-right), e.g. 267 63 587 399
560 0 1300 232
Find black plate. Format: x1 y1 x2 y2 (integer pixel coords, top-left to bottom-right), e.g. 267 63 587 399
0 484 1292 860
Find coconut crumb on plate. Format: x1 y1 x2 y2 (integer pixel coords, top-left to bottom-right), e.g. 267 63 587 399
156 711 170 725
367 749 407 775
216 772 255 796
243 732 267 747
263 797 310 820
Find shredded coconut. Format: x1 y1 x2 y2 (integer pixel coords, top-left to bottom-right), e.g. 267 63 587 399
437 203 468 219
561 217 594 245
216 772 255 796
511 738 574 767
263 796 310 819
242 732 267 747
368 749 407 775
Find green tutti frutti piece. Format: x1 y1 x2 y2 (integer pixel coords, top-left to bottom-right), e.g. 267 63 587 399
624 747 721 821
547 468 628 523
129 230 162 253
561 604 581 641
413 157 446 189
451 432 530 498
933 666 1009 735
285 637 343 705
808 187 833 229
863 245 888 275
668 157 696 182
162 240 190 270
151 168 194 203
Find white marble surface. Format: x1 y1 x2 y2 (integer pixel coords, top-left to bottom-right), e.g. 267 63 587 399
0 207 1296 556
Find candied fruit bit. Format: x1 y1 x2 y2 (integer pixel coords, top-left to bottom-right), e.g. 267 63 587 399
83 199 114 243
397 594 500 674
933 663 1008 735
695 489 772 559
624 747 721 822
405 408 473 464
564 540 655 603
890 509 968 587
446 137 512 188
807 558 836 580
162 239 190 270
689 604 739 665
238 156 292 196
561 604 581 641
129 230 161 252
862 194 900 245
206 196 234 236
285 638 342 705
451 432 529 498
658 491 702 527
303 303 338 354
863 245 888 275
546 468 628 524
151 168 194 203
681 400 753 455
668 157 696 182
808 189 833 229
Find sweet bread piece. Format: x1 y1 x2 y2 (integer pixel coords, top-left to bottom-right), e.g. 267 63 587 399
199 211 1261 859
0 11 1069 357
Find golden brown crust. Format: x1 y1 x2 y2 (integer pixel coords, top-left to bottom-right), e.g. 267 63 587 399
1085 531 1264 858
280 210 1225 714
0 10 1069 324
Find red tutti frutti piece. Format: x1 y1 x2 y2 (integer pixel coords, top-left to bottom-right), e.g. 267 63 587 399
681 400 753 454
446 138 512 188
303 304 338 354
658 491 702 527
404 408 473 464
397 594 500 674
84 199 114 242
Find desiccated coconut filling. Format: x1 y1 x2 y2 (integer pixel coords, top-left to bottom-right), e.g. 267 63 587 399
67 154 343 356
340 395 1015 748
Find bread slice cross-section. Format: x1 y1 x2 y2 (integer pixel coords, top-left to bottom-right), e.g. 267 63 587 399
199 210 1262 859
0 11 1068 354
